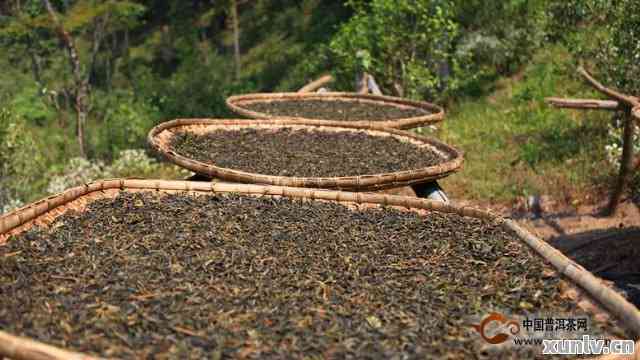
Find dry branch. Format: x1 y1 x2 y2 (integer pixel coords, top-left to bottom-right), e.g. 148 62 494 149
548 65 640 216
578 66 640 107
545 97 620 111
297 74 334 93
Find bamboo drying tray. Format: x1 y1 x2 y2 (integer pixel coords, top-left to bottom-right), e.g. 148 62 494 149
0 179 639 359
225 92 444 129
147 119 463 191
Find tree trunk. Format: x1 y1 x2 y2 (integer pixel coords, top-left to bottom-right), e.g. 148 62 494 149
42 0 89 158
231 0 240 80
605 107 635 215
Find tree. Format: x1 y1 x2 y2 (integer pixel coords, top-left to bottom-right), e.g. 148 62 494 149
230 0 240 79
328 0 463 101
546 0 640 215
42 0 91 157
1 0 145 158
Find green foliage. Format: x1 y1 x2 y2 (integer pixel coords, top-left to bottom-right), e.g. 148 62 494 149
61 1 145 33
456 0 546 73
0 108 48 209
546 0 639 93
10 84 56 125
441 46 611 201
138 54 239 119
91 90 160 158
329 0 463 101
46 149 189 195
547 0 640 185
594 0 640 95
2 0 638 207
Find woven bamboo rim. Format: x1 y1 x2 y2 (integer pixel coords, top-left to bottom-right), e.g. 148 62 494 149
0 179 639 359
147 119 463 191
225 92 445 129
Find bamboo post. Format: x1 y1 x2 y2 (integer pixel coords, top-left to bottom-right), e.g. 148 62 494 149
607 106 635 215
357 72 369 94
297 74 334 93
354 72 447 202
544 98 620 111
546 66 640 216
367 74 382 95
0 330 101 360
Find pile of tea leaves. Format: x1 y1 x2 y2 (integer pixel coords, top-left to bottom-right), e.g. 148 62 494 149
0 192 619 358
170 128 444 177
242 99 428 121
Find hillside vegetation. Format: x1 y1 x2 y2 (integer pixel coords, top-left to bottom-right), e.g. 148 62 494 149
0 0 637 212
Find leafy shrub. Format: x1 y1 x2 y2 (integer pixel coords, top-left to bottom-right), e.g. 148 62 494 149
547 0 640 177
46 157 108 195
0 108 48 212
1 198 24 215
109 149 165 178
139 54 239 119
91 90 161 159
455 0 546 76
604 119 640 169
46 149 190 195
328 0 465 101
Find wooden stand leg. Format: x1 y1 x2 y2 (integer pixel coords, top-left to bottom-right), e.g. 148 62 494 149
605 107 634 216
411 181 449 203
186 173 213 182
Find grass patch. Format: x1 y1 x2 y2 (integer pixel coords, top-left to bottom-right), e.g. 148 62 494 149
436 46 613 204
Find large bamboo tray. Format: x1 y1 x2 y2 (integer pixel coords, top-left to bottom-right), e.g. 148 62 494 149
225 92 444 129
0 180 639 359
148 119 463 191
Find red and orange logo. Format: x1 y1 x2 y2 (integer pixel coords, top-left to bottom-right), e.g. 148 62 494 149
470 312 521 344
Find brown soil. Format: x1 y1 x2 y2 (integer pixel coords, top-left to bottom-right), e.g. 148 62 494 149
515 200 640 309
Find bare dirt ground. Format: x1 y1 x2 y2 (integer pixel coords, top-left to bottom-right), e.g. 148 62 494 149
457 195 640 309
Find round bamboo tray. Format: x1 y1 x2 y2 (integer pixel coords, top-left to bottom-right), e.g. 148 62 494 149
147 119 463 191
0 179 638 359
225 92 444 129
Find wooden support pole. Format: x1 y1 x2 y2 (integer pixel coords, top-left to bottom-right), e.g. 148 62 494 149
367 74 382 95
545 97 620 111
632 108 640 174
357 72 369 94
0 330 101 360
605 107 635 216
297 74 334 93
548 66 640 216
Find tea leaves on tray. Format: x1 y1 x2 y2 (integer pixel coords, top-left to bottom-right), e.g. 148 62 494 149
242 99 428 121
170 127 444 177
0 192 617 359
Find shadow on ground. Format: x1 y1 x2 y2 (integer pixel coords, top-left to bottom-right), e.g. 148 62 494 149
549 227 640 308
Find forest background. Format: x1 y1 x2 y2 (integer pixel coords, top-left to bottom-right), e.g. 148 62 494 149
0 0 638 213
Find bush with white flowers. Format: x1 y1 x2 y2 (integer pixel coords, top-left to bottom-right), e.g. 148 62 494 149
1 198 24 215
46 157 110 195
604 122 640 170
108 149 159 178
46 150 146 195
46 149 191 196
